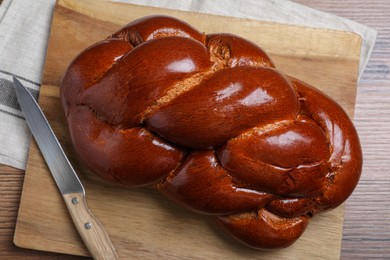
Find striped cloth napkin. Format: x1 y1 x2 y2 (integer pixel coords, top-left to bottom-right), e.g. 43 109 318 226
0 0 377 170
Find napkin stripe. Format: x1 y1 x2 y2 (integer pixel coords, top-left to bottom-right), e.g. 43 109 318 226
0 108 24 120
0 70 40 86
0 71 39 117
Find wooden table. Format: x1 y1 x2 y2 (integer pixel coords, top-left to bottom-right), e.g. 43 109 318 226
0 1 388 259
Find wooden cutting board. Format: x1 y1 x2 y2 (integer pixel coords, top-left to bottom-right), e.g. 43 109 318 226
14 0 362 259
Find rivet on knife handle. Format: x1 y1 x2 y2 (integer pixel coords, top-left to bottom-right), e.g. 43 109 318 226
63 192 118 260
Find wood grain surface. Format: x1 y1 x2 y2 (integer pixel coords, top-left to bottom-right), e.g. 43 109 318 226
0 0 388 259
13 0 360 259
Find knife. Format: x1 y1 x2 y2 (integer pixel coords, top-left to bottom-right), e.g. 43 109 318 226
13 77 118 260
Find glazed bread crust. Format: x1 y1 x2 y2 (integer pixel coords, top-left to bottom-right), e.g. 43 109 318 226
60 15 362 249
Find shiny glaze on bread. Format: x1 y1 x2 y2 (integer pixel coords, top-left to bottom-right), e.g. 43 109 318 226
60 15 362 249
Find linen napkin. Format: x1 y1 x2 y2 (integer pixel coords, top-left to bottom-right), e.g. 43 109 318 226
0 0 377 170
0 0 56 169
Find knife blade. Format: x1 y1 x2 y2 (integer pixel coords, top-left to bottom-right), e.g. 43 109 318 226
13 77 118 260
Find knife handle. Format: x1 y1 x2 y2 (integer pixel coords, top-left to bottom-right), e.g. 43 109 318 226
63 192 118 260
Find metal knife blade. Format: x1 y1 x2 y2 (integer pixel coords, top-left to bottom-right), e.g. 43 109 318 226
13 78 83 195
13 77 118 260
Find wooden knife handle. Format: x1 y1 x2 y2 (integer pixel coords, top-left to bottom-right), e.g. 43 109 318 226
63 192 118 260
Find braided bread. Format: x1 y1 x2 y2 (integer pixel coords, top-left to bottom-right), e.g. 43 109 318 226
60 15 362 249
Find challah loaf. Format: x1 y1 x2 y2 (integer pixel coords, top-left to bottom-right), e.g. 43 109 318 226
60 15 362 249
